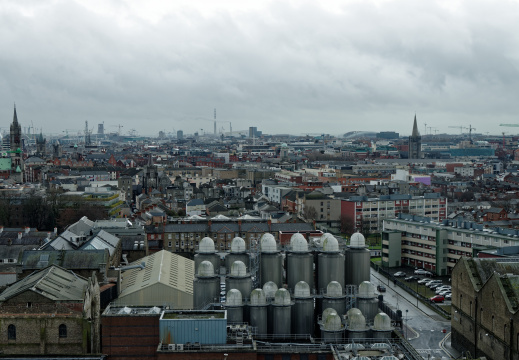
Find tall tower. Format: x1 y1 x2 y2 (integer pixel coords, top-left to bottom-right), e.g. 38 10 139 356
36 131 46 157
408 115 422 159
214 108 217 136
9 105 23 182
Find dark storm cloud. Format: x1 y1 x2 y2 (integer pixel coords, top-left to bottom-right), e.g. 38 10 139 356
1 0 519 137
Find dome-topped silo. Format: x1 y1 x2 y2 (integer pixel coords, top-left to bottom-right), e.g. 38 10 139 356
249 288 268 336
320 311 345 342
225 289 244 324
263 281 278 300
345 232 370 286
291 281 314 336
226 260 252 302
225 237 250 273
317 233 345 294
286 233 314 292
347 308 369 339
193 260 220 308
372 312 393 339
194 237 220 275
272 288 293 336
260 233 283 287
322 281 347 317
357 281 379 324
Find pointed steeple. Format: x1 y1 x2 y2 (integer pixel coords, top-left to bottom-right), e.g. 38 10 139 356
411 114 420 137
12 104 18 125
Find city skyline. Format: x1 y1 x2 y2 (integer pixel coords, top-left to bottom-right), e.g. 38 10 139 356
2 0 519 136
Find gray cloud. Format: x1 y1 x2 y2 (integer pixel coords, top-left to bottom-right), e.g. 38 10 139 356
1 0 519 137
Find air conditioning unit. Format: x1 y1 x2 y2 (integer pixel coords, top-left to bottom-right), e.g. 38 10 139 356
176 344 184 351
167 344 175 350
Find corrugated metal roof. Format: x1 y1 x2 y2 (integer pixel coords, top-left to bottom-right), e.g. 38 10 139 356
21 250 108 270
120 250 194 297
0 265 87 302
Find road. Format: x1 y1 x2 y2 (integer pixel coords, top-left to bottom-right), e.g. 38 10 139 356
370 269 459 359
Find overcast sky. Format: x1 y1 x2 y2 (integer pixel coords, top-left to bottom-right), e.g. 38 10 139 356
1 0 519 138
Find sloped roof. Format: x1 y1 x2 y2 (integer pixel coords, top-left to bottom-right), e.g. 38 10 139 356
119 250 194 297
20 249 109 270
65 216 95 235
80 230 120 256
0 265 87 302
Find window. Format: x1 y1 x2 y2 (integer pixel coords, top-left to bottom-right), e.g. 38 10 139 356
168 241 172 247
59 324 67 338
8 325 15 340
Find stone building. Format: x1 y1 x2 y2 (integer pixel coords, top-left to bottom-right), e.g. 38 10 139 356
9 105 23 182
451 257 519 359
0 265 100 355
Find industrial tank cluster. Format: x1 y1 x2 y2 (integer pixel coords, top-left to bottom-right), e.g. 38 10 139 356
193 232 389 338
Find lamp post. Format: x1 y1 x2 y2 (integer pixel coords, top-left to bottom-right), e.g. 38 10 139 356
405 309 409 339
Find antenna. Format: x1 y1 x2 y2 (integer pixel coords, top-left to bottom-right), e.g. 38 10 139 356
214 108 217 135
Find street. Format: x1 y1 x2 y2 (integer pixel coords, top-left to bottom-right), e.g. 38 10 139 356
370 269 459 359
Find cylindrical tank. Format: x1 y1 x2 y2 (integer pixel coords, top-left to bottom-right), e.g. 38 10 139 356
272 288 292 336
263 281 278 334
344 232 370 287
225 289 244 324
322 281 347 317
193 260 220 309
317 233 345 294
372 312 393 339
225 237 250 273
226 261 252 301
194 237 220 275
291 281 314 336
320 311 345 343
260 233 283 287
347 308 369 339
249 288 268 337
287 233 314 292
357 281 379 324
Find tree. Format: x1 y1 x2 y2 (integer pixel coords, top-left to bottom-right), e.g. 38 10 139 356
304 206 317 221
339 214 355 235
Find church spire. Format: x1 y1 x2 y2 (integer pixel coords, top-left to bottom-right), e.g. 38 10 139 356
411 114 420 137
13 104 18 125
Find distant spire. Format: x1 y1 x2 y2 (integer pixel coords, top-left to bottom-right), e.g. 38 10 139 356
411 114 420 137
13 103 18 124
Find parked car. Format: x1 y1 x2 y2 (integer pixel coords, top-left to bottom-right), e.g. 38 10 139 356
405 276 419 282
439 290 452 297
414 269 428 275
436 287 451 294
425 280 442 287
423 271 434 277
429 283 444 289
418 278 431 284
445 293 452 300
377 285 386 292
394 271 406 277
430 295 445 303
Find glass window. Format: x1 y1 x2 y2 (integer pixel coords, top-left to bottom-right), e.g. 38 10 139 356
8 325 15 340
59 324 67 338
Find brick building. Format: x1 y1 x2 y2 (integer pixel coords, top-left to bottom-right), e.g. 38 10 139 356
0 265 100 355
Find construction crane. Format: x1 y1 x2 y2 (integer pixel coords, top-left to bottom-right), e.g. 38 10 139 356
448 125 467 133
110 124 124 136
468 125 476 143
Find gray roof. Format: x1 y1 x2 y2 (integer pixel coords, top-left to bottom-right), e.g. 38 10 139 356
0 265 88 302
20 249 109 271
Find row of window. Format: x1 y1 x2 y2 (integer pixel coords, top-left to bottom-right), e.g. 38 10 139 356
8 324 67 340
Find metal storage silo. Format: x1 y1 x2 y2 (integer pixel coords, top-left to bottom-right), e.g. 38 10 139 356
249 288 268 337
225 289 244 324
225 261 252 302
194 237 220 275
260 233 283 287
272 288 293 336
372 312 393 339
320 311 345 343
225 237 250 274
317 233 345 294
263 281 278 334
344 232 371 286
287 233 314 292
193 260 220 309
291 281 314 336
346 308 369 339
356 281 379 324
322 281 347 317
